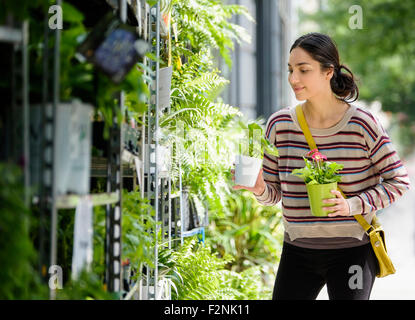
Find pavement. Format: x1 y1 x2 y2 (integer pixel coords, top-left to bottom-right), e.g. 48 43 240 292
317 153 415 300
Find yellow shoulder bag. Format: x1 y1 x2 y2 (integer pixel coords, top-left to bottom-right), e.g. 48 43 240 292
295 104 395 278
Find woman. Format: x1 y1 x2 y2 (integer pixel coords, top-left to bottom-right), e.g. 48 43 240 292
231 32 411 300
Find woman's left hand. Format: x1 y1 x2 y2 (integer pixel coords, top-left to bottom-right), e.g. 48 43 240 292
323 190 351 217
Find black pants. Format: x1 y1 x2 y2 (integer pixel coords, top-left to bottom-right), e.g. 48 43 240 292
273 242 379 300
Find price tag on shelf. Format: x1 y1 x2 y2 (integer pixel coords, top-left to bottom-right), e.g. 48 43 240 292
71 197 93 280
134 157 142 188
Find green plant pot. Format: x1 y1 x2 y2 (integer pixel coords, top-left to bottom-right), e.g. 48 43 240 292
306 182 338 217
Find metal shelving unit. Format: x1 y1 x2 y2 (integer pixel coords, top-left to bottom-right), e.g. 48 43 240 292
3 0 209 301
131 1 206 300
33 0 127 299
139 0 164 300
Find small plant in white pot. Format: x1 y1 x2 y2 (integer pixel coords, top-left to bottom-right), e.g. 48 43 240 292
234 122 279 187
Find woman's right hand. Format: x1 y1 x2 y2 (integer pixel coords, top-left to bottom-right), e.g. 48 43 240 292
231 164 266 196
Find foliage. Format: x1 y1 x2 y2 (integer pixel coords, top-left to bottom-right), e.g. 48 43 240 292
161 48 244 214
2 0 281 300
4 1 150 139
61 2 150 137
163 0 254 68
216 265 272 300
291 149 344 185
91 205 106 279
149 0 255 216
0 0 49 22
121 189 159 270
237 121 279 159
56 269 118 300
157 0 254 212
206 190 283 286
157 1 283 298
91 189 161 287
22 1 91 103
48 189 158 299
170 239 271 300
0 163 47 299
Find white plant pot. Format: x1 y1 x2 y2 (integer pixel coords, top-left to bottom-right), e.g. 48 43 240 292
234 154 262 188
140 280 170 300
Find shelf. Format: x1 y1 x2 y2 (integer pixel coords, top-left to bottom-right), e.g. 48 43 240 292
56 192 119 209
91 156 136 177
142 191 180 199
91 155 171 179
0 26 23 43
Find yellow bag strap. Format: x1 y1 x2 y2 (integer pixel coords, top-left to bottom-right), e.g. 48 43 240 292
295 103 317 151
295 104 372 232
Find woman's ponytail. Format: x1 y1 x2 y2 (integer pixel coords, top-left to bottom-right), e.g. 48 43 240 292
331 64 359 103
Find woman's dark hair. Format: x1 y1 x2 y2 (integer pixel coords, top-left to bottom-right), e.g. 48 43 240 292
290 32 359 103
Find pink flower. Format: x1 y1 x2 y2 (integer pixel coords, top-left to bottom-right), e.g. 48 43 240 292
306 148 318 157
306 149 327 162
311 151 327 162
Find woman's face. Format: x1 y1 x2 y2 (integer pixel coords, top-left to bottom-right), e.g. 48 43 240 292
288 47 333 100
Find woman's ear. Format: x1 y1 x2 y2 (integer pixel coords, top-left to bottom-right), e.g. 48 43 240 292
325 66 335 81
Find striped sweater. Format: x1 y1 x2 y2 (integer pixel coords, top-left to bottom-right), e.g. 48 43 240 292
255 104 411 247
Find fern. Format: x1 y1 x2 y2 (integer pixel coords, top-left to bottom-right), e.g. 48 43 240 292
170 239 233 300
156 0 254 222
206 190 284 275
168 239 272 300
168 0 254 68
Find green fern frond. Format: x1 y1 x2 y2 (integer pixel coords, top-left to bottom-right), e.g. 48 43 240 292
170 0 252 67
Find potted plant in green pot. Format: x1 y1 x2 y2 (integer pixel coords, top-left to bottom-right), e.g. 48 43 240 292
234 122 279 187
291 149 344 217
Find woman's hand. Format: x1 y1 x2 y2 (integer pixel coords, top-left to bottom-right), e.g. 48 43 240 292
231 164 266 196
323 190 351 217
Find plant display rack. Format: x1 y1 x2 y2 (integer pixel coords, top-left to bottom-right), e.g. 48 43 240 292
2 0 206 300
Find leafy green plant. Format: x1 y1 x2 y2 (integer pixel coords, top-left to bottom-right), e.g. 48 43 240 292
56 269 118 300
206 190 283 289
25 1 91 104
170 238 231 300
91 205 106 279
291 149 344 185
154 244 183 297
159 48 244 214
164 0 254 68
237 121 279 159
122 189 159 270
216 265 272 300
18 1 150 139
154 0 254 216
0 163 47 299
169 238 272 300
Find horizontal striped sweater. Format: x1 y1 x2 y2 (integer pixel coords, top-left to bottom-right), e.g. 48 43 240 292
255 104 411 247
